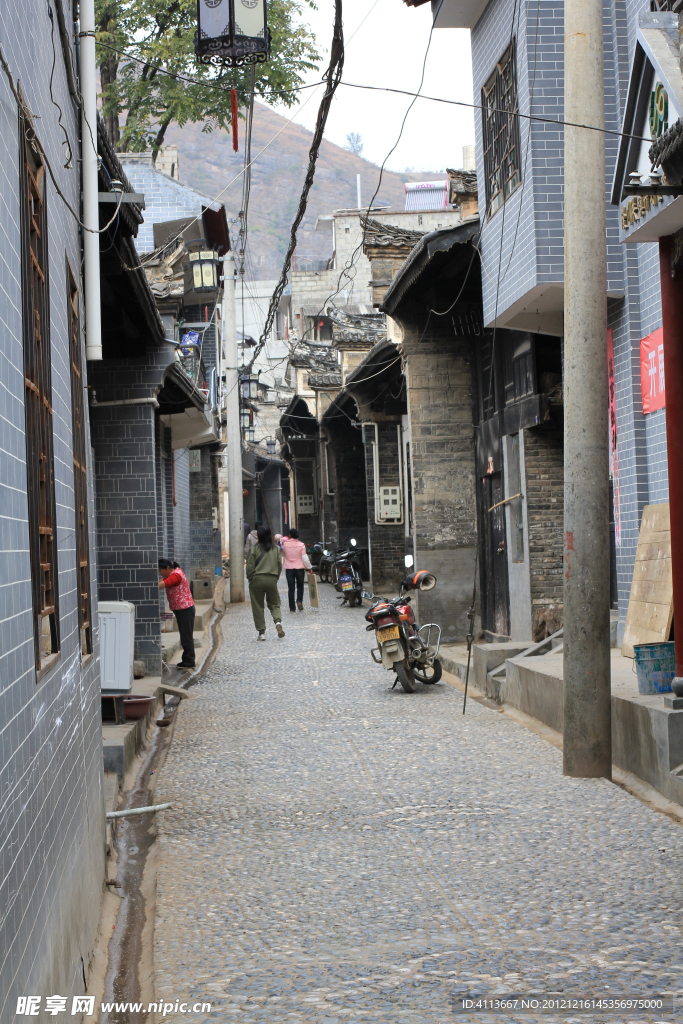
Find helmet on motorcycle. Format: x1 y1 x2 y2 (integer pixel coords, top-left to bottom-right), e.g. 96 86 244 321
401 570 437 592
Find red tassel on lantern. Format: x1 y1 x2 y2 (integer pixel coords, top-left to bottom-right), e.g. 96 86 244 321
231 88 239 152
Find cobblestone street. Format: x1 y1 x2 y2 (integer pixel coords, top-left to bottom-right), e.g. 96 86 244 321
153 582 683 1023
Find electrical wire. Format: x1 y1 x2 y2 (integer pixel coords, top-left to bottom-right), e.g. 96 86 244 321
0 43 123 234
46 0 73 168
95 39 656 147
247 0 344 373
295 0 445 345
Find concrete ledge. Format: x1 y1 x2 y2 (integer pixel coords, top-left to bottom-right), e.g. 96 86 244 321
503 649 683 806
474 641 532 697
102 692 161 778
171 600 213 633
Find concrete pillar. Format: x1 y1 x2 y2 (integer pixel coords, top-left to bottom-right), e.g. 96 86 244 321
562 0 611 777
223 255 245 603
659 237 683 691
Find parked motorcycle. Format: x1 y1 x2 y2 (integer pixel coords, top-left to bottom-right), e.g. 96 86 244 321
365 570 442 692
333 539 364 607
315 544 336 584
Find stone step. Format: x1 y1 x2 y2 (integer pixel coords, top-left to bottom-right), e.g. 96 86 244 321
170 600 213 633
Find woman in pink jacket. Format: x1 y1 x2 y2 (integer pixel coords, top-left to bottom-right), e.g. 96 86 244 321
281 529 311 612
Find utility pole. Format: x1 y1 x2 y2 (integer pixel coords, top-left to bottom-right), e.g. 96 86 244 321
562 0 612 776
222 253 245 603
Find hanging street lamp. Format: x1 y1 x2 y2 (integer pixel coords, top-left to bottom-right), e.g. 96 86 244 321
188 249 221 293
195 0 271 67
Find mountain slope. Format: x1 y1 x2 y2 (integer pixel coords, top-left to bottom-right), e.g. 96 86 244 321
164 102 441 279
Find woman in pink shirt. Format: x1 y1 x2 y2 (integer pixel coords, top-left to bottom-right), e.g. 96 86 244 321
158 558 196 667
281 529 312 612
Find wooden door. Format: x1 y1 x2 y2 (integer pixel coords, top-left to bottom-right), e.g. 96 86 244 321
479 473 510 636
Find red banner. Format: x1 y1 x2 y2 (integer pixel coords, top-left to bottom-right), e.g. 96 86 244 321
640 327 665 414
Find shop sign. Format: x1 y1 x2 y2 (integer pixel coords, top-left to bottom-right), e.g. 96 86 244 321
621 192 664 232
640 327 665 414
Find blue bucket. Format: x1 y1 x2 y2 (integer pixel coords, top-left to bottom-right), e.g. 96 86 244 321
633 641 675 694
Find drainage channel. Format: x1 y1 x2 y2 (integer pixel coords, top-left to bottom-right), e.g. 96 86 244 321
100 609 224 1023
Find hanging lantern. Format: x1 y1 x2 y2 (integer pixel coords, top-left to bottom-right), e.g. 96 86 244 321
195 0 270 67
188 249 220 292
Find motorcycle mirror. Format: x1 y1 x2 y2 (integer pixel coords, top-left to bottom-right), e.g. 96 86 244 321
404 554 414 568
350 538 357 547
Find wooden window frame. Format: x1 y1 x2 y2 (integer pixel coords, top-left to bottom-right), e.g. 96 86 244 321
19 113 60 672
482 40 522 218
67 261 93 656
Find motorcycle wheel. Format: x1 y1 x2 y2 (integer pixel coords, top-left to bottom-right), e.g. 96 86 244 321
394 660 416 693
352 592 363 607
319 563 329 583
412 657 443 685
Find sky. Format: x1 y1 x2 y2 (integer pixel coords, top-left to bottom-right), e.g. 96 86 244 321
268 0 475 174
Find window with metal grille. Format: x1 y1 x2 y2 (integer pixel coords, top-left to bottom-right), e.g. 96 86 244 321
482 40 522 217
20 115 60 671
67 263 92 656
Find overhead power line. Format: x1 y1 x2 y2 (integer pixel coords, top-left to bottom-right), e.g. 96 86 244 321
246 0 345 373
94 38 655 146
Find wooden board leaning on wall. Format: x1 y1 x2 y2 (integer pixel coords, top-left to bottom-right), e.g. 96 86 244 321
621 503 673 658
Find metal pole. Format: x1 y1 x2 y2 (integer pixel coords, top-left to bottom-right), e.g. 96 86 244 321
562 0 611 776
80 0 102 361
659 237 683 694
222 254 245 603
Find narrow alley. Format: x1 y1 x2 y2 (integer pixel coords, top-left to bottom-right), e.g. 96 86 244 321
151 584 683 1023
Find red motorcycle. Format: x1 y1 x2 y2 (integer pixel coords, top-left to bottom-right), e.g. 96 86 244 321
365 570 443 692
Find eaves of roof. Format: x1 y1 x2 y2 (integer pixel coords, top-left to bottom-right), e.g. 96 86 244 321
97 115 144 235
344 339 401 389
380 217 480 316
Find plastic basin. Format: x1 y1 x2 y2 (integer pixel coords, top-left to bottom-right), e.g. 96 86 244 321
633 641 675 694
123 695 156 720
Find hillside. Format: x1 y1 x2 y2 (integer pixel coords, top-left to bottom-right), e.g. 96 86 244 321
164 103 442 279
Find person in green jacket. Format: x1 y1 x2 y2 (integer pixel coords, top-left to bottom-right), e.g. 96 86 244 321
246 525 285 641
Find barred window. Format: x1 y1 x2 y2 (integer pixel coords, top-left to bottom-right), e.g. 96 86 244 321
67 264 92 656
482 40 522 217
20 116 60 671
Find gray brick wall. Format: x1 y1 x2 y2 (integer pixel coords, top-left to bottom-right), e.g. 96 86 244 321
0 2 105 1014
118 156 216 254
472 0 671 641
400 319 479 641
364 422 405 592
90 400 162 675
173 448 192 573
523 424 564 628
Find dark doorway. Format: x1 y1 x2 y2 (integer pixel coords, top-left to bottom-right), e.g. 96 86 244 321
479 472 510 636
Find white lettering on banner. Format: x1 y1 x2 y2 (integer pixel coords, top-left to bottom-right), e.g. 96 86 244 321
649 349 657 397
45 996 68 1015
71 996 95 1015
659 343 665 394
16 997 40 1015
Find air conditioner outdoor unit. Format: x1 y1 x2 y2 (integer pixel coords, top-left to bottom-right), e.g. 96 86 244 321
99 601 135 692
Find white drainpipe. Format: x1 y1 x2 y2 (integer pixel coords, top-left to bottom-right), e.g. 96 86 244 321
80 0 102 361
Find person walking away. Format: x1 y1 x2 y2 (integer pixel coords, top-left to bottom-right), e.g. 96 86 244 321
244 522 259 559
158 558 196 668
246 525 285 641
282 528 312 612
